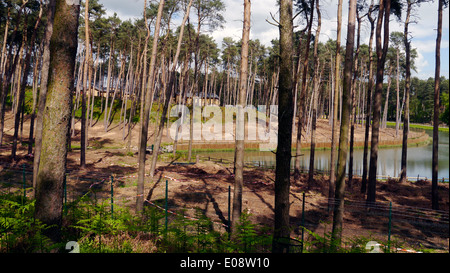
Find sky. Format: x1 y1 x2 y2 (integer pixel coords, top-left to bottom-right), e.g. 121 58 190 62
99 0 449 80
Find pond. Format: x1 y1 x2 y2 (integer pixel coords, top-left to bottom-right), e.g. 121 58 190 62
197 129 449 180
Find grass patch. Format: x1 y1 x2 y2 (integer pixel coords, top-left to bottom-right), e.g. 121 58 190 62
385 121 449 132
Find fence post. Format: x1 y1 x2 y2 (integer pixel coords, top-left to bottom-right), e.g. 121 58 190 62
165 180 168 233
228 185 231 237
22 164 26 204
387 202 392 252
301 192 306 253
111 175 114 219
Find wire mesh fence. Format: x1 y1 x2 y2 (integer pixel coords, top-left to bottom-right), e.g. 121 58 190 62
0 162 448 253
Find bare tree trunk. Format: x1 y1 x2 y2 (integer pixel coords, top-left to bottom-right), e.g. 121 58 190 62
81 0 90 168
330 0 357 249
0 2 27 147
104 41 114 132
34 0 80 244
272 0 294 254
136 0 165 213
400 0 412 184
294 0 314 178
12 2 43 160
349 12 362 187
381 66 392 129
361 1 375 194
432 0 443 211
32 0 56 197
28 45 41 155
308 0 321 189
395 47 400 137
328 0 342 209
149 0 193 177
231 0 251 234
0 7 11 78
367 0 391 206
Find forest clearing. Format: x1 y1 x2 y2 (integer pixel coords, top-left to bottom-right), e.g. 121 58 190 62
0 0 449 255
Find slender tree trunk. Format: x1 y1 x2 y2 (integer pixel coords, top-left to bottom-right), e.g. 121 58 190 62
294 0 314 178
231 0 251 234
149 0 193 177
328 0 342 209
81 0 90 168
361 1 375 194
330 0 357 249
381 66 392 129
395 47 400 137
0 7 11 78
104 41 113 132
432 0 443 211
12 2 43 160
28 45 41 155
136 0 165 213
308 0 321 189
367 0 391 206
34 0 80 244
400 0 412 184
0 3 26 147
349 12 362 187
32 0 56 197
272 0 294 254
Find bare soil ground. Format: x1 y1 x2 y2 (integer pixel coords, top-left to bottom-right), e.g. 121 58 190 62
0 112 448 252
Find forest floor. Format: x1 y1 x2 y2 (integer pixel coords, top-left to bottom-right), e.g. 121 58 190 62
0 111 448 252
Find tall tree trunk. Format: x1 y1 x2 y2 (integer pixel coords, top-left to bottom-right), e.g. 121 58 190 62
432 0 443 210
328 0 342 209
308 0 321 189
0 2 27 147
32 0 56 197
28 45 41 155
12 2 43 160
395 47 400 137
0 7 11 78
231 0 251 234
149 0 193 177
361 1 375 194
272 0 294 253
104 41 114 132
34 0 80 244
400 0 412 184
294 0 314 178
349 11 361 186
381 66 392 129
136 0 165 213
367 0 391 206
330 0 357 249
81 0 90 168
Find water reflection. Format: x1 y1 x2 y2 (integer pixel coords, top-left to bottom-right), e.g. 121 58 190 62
199 130 449 179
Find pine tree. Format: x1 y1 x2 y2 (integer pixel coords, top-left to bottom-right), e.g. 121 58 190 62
272 0 294 253
331 0 357 249
232 0 251 234
34 0 80 244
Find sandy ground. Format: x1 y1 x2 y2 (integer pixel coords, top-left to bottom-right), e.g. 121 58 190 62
0 112 447 252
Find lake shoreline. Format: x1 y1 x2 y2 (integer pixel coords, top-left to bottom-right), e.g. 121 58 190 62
173 126 431 152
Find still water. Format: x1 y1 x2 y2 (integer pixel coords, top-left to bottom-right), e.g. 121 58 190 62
199 130 449 180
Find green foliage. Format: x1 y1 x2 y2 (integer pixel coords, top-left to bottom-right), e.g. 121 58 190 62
231 209 272 253
0 189 420 253
300 227 405 253
0 193 53 253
